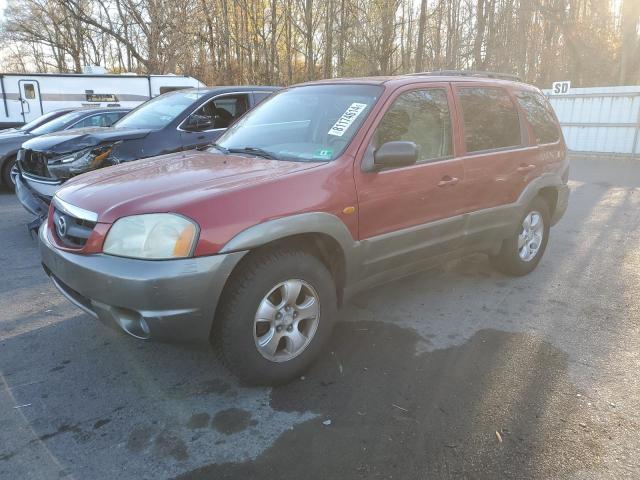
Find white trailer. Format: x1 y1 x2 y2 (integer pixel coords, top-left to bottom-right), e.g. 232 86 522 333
0 72 205 129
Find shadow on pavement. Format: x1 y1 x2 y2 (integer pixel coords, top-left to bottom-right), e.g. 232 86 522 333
177 321 605 480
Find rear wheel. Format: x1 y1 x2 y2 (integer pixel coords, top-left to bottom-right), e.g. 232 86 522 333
214 247 337 385
2 156 17 191
490 197 550 276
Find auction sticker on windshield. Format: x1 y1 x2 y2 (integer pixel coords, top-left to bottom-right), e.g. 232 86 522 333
328 103 368 137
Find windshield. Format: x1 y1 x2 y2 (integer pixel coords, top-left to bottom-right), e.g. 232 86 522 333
216 84 383 161
30 110 93 135
115 90 206 130
19 110 69 132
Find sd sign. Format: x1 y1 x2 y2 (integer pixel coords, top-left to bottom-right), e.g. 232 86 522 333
552 81 571 95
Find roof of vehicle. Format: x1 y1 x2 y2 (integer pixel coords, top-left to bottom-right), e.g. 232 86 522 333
68 106 132 114
179 85 280 95
295 72 539 91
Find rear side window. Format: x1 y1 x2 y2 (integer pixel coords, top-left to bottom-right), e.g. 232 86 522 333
254 91 274 105
72 112 125 129
515 91 560 144
458 87 522 153
373 88 453 162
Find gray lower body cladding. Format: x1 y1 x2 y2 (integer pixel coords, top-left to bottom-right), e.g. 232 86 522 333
551 184 570 225
39 223 246 343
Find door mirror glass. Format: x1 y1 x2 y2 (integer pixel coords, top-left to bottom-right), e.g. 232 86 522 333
184 113 215 131
374 141 418 168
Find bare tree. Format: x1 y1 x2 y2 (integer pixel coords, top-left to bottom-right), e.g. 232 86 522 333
0 0 633 88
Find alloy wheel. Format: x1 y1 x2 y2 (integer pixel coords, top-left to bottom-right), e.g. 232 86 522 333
253 279 320 362
518 210 544 262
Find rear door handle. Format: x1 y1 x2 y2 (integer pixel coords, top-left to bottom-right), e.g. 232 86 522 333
437 176 459 187
517 164 536 173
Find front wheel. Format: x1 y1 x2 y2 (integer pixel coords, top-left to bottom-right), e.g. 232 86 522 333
490 197 551 276
2 156 17 191
214 248 337 385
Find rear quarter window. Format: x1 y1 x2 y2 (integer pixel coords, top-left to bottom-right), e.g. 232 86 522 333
515 91 560 144
457 87 522 153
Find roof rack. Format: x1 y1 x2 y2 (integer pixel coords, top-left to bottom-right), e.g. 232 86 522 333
409 70 523 82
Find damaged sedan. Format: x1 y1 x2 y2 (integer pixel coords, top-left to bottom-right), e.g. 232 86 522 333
15 86 278 220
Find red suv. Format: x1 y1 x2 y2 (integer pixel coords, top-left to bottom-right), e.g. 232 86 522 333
39 73 569 385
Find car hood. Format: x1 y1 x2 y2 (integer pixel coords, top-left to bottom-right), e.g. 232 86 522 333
22 127 153 154
0 127 31 136
0 131 33 155
56 150 323 223
0 130 31 142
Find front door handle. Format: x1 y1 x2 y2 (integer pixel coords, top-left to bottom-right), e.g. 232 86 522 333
437 176 459 187
517 164 536 173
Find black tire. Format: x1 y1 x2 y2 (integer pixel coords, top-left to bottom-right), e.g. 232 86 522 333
2 156 16 192
213 247 338 386
490 197 551 276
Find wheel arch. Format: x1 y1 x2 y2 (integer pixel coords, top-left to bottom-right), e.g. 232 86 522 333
536 186 559 218
217 212 358 305
518 174 563 212
0 151 18 186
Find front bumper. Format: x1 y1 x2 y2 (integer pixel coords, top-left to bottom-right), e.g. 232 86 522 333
15 173 58 217
551 184 570 226
39 222 246 343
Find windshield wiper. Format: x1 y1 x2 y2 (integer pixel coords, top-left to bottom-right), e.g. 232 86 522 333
207 143 229 154
227 147 280 160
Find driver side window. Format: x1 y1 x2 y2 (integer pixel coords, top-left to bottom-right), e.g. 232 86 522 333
373 88 453 162
186 94 250 132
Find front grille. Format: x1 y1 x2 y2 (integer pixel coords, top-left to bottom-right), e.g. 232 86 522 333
20 149 51 178
52 207 96 248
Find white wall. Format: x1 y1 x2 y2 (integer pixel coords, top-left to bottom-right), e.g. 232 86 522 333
544 86 640 157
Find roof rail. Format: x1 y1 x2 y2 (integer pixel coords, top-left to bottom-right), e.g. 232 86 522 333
410 70 523 82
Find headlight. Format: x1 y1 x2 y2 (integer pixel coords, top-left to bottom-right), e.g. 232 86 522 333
48 145 114 178
103 214 199 259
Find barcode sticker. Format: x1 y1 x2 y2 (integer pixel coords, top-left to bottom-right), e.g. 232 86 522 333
328 103 368 137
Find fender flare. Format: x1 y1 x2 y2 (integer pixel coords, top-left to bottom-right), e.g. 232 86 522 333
516 173 563 210
219 212 360 280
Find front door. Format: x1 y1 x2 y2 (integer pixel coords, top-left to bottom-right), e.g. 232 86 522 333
180 93 250 150
354 84 466 278
18 80 42 123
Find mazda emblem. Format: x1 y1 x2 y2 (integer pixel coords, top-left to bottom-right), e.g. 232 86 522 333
56 216 67 238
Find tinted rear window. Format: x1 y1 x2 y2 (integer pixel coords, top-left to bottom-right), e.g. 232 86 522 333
458 87 522 153
516 91 560 144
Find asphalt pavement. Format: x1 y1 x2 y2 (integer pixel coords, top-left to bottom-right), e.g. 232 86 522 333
0 155 639 479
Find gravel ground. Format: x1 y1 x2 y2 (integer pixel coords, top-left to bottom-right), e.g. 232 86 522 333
0 155 638 479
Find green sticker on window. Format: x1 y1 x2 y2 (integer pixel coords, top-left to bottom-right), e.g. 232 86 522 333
313 149 333 160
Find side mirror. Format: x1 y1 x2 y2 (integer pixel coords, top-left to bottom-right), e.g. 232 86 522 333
184 114 214 131
373 141 418 169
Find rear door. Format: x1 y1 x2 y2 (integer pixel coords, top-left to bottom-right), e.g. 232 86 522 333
354 83 466 277
513 90 565 176
453 84 536 213
18 80 43 123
